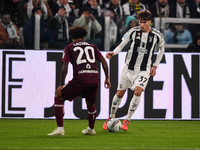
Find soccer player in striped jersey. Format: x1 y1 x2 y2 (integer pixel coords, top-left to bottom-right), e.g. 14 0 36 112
103 10 165 131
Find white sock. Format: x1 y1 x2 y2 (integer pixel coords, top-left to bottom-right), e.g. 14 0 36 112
125 95 140 121
110 94 122 118
88 127 93 130
58 127 64 130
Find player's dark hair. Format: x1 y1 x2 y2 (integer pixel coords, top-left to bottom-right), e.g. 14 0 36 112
68 25 88 39
137 10 152 21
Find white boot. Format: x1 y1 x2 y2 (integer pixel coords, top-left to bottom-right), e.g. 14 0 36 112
47 127 65 135
82 127 96 135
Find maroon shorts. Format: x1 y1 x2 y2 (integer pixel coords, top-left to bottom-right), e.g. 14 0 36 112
61 80 99 105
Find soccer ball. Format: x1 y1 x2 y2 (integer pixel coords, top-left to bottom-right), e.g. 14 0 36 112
107 118 122 132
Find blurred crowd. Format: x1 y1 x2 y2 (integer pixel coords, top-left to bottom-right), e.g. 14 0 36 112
0 0 200 52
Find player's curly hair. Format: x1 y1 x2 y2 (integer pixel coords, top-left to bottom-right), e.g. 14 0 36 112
137 10 152 21
68 25 88 39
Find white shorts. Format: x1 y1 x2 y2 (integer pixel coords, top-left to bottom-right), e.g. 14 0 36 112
117 65 150 91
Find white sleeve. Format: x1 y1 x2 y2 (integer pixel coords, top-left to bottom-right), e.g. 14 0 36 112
154 43 165 67
113 31 131 55
154 33 165 67
112 40 129 55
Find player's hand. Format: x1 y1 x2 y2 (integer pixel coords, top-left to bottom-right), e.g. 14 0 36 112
106 52 114 59
150 66 157 77
55 86 63 97
104 78 111 88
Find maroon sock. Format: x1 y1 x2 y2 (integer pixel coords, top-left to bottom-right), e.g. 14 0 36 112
54 97 64 127
88 106 97 129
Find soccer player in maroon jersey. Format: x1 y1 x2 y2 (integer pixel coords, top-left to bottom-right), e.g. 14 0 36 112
48 25 111 135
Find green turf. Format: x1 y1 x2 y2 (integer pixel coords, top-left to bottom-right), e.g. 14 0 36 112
0 119 199 150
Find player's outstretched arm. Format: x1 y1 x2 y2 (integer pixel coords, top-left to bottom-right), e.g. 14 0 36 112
99 57 111 88
106 38 128 59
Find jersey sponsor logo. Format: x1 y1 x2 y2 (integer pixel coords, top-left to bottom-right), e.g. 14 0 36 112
137 41 148 54
137 47 148 54
78 70 98 74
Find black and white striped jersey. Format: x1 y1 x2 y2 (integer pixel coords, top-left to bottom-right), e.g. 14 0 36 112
114 26 165 72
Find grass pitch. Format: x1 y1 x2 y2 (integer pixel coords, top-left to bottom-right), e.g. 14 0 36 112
0 119 199 150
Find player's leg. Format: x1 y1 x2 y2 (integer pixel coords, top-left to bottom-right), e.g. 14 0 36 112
102 90 126 130
110 90 126 118
122 86 143 131
82 83 98 135
87 102 97 130
126 86 143 120
122 71 149 131
103 65 130 130
110 65 130 118
48 81 82 135
82 101 97 135
47 96 65 135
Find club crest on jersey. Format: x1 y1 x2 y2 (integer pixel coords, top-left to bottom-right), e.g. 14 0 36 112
149 36 153 42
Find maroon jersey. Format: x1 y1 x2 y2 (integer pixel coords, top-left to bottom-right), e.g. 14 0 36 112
62 40 103 83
